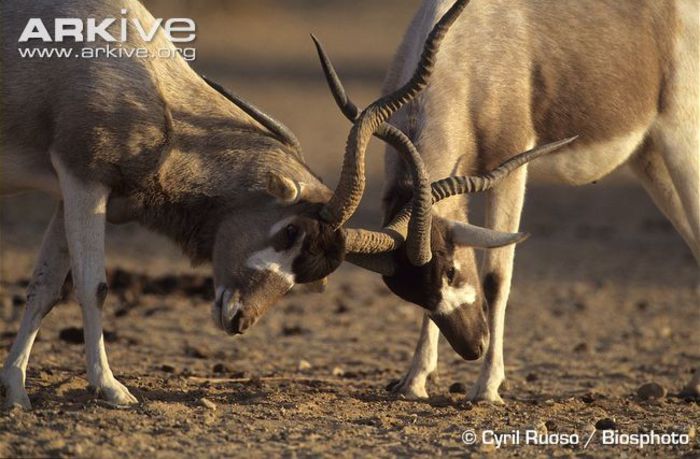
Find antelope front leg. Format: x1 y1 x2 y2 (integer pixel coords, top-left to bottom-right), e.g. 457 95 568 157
53 157 137 406
387 314 439 399
470 167 528 404
1 205 71 410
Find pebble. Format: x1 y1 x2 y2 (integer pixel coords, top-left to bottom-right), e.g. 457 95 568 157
198 398 216 411
545 420 558 432
595 418 617 430
298 360 312 371
636 382 667 401
525 373 539 382
332 366 345 377
535 421 548 435
449 382 468 394
160 364 176 373
58 327 84 344
212 363 230 374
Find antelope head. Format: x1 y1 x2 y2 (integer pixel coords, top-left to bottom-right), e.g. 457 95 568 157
312 0 577 360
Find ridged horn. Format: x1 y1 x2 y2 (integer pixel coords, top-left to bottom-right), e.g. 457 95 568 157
318 0 471 232
201 74 303 159
431 137 578 201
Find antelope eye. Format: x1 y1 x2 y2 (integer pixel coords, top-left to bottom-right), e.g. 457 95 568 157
284 224 300 249
446 266 457 285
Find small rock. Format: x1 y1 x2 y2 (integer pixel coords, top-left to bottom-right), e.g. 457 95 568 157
160 364 176 373
212 363 229 374
58 327 84 344
573 342 590 353
198 397 216 411
298 359 312 371
658 326 672 339
449 382 468 394
185 344 210 359
282 325 309 336
525 373 539 382
535 421 548 435
545 420 558 432
332 366 345 377
688 425 696 440
103 330 119 343
636 382 667 401
595 418 617 430
335 301 350 314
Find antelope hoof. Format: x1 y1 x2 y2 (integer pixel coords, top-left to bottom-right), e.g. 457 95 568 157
1 369 32 410
469 382 505 405
93 379 138 407
386 377 430 400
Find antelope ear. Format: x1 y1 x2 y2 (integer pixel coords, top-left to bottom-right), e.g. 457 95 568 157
266 172 304 203
304 277 328 293
448 221 529 248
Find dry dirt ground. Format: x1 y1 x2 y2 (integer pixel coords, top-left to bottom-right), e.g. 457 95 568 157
1 1 698 457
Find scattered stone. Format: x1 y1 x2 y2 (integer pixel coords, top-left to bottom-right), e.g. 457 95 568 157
332 366 345 377
198 397 217 411
535 421 548 435
103 330 119 343
160 364 176 373
545 420 558 432
142 275 179 296
282 325 309 336
297 359 312 371
449 382 468 394
212 363 230 374
637 382 667 401
688 425 696 440
581 392 599 403
107 268 135 292
573 342 590 353
58 327 84 344
525 373 539 382
595 418 617 430
185 344 210 359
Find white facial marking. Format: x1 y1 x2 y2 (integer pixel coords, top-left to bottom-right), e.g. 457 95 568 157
433 262 477 316
244 216 303 288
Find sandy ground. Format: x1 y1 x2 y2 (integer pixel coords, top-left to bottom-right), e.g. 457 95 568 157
1 1 698 457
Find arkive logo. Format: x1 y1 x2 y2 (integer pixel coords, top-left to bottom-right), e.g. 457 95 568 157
18 9 196 43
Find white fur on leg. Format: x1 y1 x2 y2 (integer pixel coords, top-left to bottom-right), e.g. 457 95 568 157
388 314 439 399
53 155 137 406
471 167 528 404
1 205 71 410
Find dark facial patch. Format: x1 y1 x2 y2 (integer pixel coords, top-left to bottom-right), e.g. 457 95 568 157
382 222 453 310
382 217 489 361
288 208 346 284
